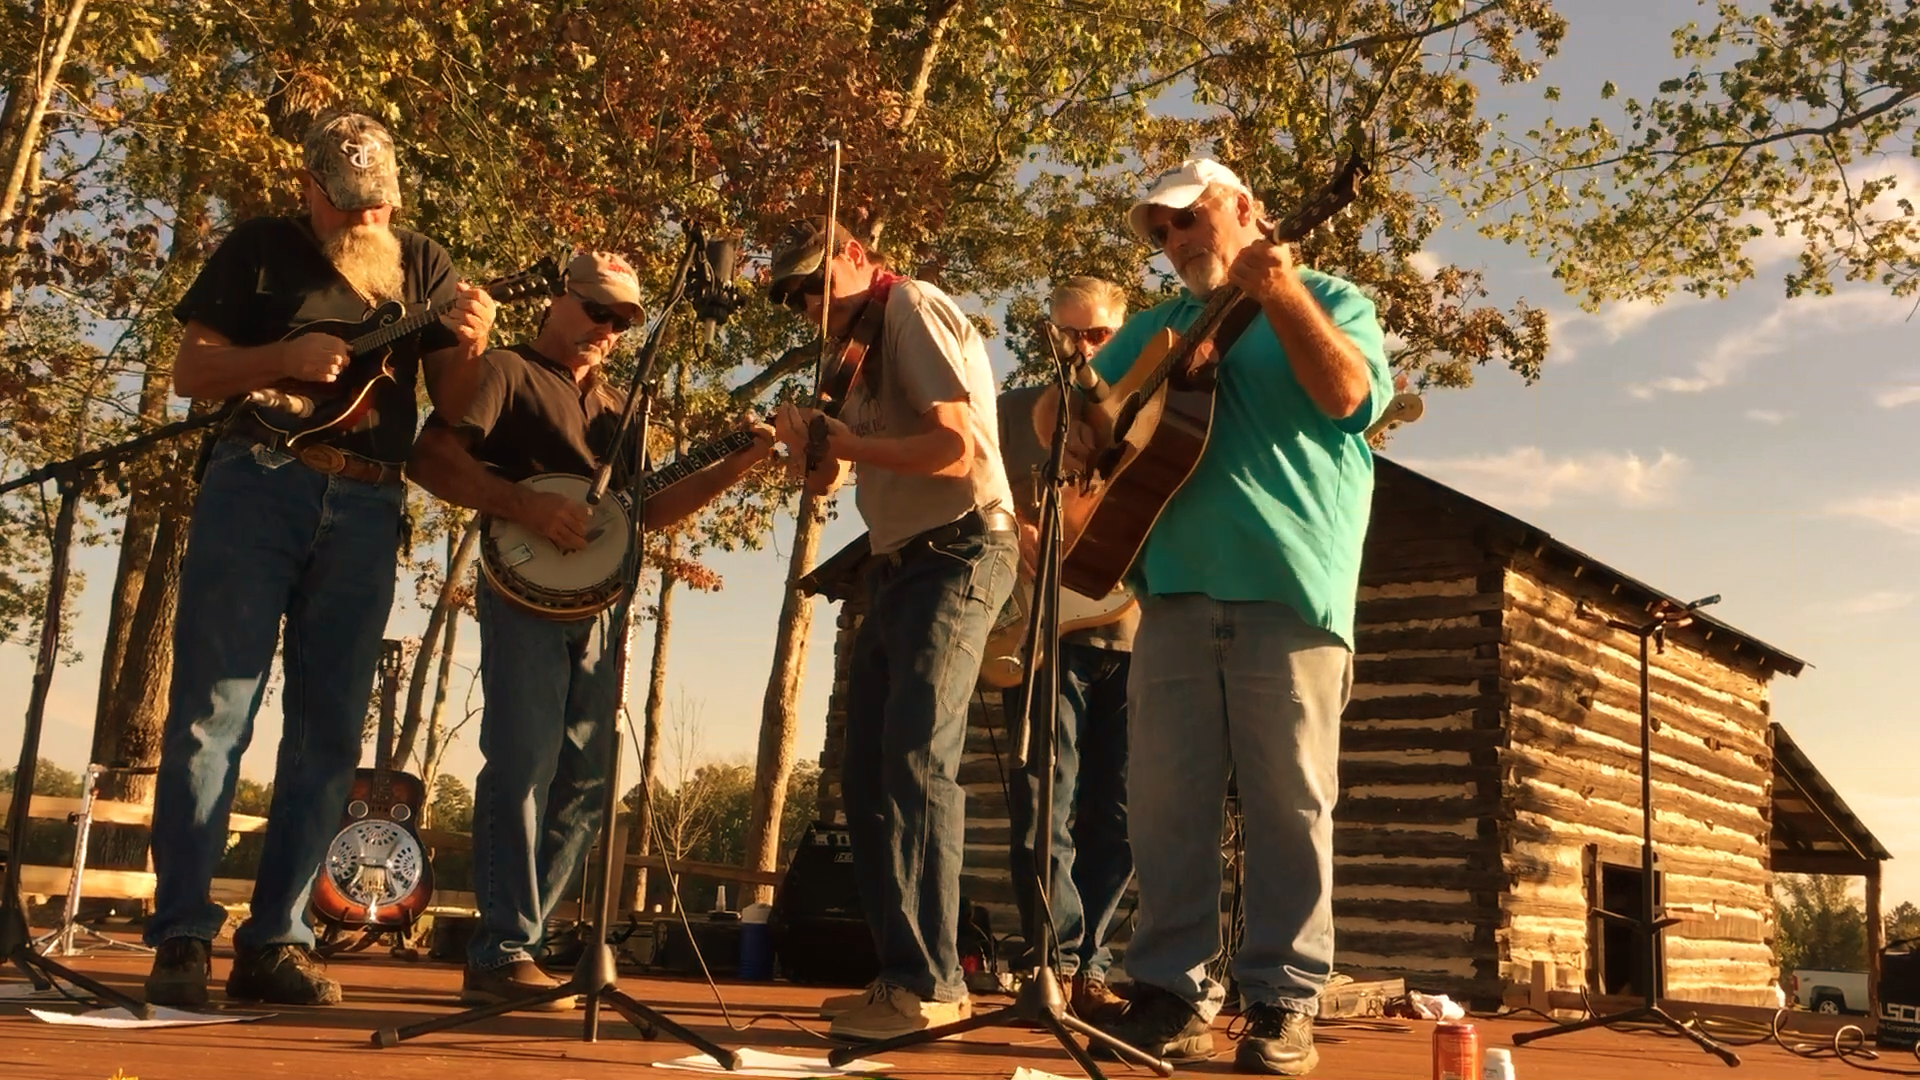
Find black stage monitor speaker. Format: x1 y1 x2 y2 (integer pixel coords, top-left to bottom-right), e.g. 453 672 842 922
1878 945 1920 1049
769 822 878 987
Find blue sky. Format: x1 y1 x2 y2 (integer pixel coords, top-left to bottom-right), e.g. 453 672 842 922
5 0 1916 909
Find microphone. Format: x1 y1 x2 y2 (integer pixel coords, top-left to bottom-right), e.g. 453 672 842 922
1038 319 1113 404
247 387 314 417
697 234 739 352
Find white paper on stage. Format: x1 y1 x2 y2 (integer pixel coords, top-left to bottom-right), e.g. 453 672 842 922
651 1047 896 1078
1010 1068 1079 1080
27 1005 274 1028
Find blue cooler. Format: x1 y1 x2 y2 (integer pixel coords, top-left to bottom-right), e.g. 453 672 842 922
738 902 774 981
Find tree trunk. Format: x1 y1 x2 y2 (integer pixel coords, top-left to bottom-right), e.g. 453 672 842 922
395 520 477 770
621 556 679 914
417 593 461 816
741 491 826 903
0 0 89 304
91 370 171 761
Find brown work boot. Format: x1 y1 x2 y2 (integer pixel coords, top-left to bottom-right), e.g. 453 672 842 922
460 959 574 1011
225 944 342 1006
143 937 211 1008
1072 972 1129 1023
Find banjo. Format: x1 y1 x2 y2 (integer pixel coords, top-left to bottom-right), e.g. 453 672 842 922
479 427 760 619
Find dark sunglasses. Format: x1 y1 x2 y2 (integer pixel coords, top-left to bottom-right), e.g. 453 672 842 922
572 292 633 332
1147 200 1213 250
1050 322 1116 348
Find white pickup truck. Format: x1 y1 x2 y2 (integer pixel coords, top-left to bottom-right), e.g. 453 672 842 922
1793 968 1871 1014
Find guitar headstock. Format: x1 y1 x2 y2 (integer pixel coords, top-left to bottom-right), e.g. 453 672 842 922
1267 149 1371 244
485 256 565 304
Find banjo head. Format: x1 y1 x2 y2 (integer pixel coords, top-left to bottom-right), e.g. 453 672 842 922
482 473 632 618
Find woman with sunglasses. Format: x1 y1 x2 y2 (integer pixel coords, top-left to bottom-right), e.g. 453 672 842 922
763 216 1017 1044
1075 159 1395 1078
407 251 777 1008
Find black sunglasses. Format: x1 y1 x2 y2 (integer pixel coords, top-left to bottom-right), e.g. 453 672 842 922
1147 200 1214 250
572 292 633 332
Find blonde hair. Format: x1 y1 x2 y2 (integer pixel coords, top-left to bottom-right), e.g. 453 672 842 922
1048 275 1127 321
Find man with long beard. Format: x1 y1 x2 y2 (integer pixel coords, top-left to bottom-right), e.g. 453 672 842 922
141 112 495 1008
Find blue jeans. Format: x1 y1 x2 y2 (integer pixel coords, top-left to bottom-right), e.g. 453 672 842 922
467 581 620 970
843 527 1016 1003
1123 594 1352 1019
1003 642 1132 980
146 438 405 949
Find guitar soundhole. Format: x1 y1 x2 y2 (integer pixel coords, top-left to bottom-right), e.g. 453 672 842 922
347 799 370 819
390 804 412 823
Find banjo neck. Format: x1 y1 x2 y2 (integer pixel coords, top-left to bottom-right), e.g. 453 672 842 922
640 428 758 499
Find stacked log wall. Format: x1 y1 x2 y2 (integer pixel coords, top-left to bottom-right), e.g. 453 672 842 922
1497 556 1778 1006
1340 483 1510 1006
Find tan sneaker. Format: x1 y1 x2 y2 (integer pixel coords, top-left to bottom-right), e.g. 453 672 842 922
818 980 885 1019
828 983 972 1042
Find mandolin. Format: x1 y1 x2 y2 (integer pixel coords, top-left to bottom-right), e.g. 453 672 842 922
247 258 561 447
1058 151 1371 599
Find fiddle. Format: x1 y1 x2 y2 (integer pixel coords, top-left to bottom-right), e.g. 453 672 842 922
805 297 885 472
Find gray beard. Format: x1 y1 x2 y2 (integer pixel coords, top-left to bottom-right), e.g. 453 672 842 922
322 223 405 303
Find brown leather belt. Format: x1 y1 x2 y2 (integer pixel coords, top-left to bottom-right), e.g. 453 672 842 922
228 415 405 487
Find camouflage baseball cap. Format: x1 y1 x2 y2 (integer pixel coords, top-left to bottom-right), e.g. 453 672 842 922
766 217 855 308
302 113 403 212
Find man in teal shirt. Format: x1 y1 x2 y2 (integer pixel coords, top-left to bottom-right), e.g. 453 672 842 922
1081 159 1391 1076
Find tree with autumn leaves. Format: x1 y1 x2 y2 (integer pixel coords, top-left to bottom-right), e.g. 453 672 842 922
12 1 1915 898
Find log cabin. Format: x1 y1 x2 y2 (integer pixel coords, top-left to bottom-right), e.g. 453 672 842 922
796 456 1885 1011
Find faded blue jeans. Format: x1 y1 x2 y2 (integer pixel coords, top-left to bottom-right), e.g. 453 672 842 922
1003 642 1132 980
1123 594 1352 1019
146 437 405 950
467 580 620 971
843 525 1016 1004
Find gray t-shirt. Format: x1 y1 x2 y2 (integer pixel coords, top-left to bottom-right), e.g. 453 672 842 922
840 280 1015 554
997 384 1137 652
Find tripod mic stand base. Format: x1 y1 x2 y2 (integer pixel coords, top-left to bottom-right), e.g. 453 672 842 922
825 967 1173 1080
369 942 740 1069
1510 1001 1740 1067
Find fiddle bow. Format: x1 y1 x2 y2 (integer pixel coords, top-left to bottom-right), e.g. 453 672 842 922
801 140 887 474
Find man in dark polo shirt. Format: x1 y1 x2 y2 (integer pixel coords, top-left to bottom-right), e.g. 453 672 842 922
143 111 495 1009
407 251 776 1006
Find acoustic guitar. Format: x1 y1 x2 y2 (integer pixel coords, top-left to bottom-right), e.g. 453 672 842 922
1058 152 1371 599
311 641 434 936
246 258 561 447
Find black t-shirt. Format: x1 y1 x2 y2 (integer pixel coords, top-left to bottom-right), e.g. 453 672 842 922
428 344 639 485
173 215 462 463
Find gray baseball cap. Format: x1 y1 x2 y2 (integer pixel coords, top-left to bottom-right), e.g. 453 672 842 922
766 217 855 308
302 113 403 211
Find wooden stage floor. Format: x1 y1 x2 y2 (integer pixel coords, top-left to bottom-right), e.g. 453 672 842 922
1 944 1890 1080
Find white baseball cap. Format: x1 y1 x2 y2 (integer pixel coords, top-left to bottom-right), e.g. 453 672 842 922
1128 159 1253 243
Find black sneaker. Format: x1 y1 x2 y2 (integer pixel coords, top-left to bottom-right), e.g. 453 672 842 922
143 937 211 1008
1232 1002 1319 1075
225 944 342 1006
1094 982 1215 1063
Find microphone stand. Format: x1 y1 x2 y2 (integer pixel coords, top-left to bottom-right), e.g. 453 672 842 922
0 403 245 1016
371 224 738 1069
1511 593 1738 1067
826 335 1171 1080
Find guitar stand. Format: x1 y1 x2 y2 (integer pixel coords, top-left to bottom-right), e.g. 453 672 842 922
33 765 156 959
827 332 1170 1080
1 407 240 1016
370 223 738 1069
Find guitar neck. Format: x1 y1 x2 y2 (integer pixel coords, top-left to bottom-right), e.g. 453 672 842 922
642 429 757 497
1138 284 1253 401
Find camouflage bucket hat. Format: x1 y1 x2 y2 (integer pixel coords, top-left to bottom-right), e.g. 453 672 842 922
302 112 403 212
766 217 855 308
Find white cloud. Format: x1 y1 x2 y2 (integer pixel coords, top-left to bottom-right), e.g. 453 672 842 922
1746 409 1789 424
1831 590 1916 617
1407 250 1441 279
1629 290 1911 398
1399 446 1688 511
1741 156 1920 270
1876 385 1920 409
1548 298 1668 363
1828 490 1920 538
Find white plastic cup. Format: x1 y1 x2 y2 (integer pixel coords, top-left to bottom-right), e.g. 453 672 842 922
1481 1047 1516 1080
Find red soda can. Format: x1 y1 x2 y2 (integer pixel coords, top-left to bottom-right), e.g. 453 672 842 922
1432 1022 1480 1080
